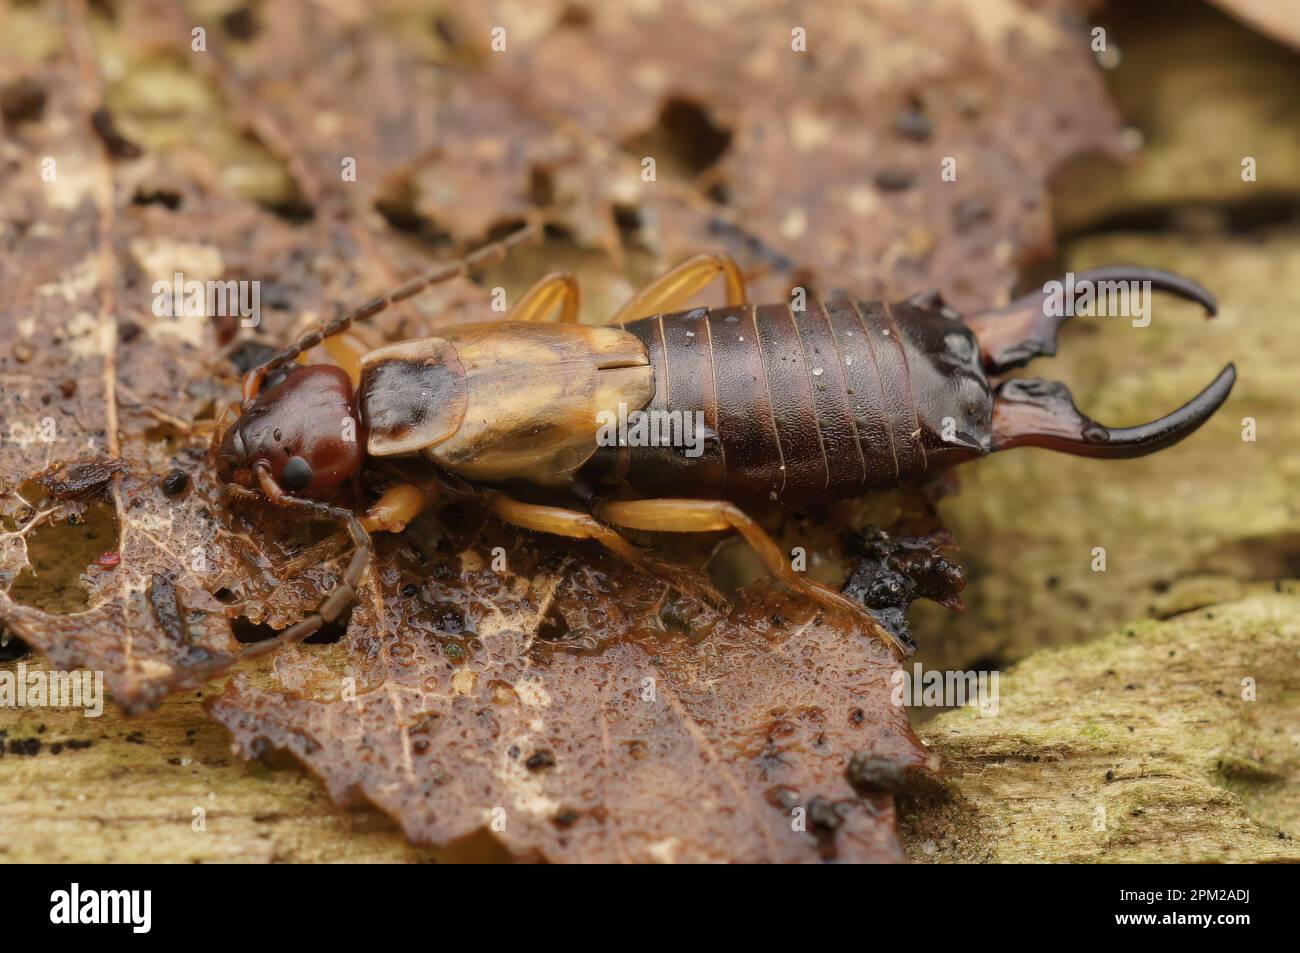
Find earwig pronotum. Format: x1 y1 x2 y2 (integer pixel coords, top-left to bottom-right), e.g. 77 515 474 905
215 224 1235 659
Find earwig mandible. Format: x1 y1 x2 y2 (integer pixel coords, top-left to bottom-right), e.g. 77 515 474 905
214 224 1235 659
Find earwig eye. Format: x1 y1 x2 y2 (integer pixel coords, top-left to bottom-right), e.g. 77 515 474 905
280 455 314 492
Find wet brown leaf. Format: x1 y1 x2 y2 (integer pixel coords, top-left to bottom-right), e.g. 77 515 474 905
138 0 1122 310
1 0 1117 860
210 520 934 863
0 7 493 710
435 0 1124 309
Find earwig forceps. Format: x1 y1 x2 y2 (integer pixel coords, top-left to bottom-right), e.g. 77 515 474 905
965 266 1236 458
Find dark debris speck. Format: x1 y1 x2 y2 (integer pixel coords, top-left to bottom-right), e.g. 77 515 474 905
807 796 843 834
525 749 556 772
161 468 189 496
846 752 907 793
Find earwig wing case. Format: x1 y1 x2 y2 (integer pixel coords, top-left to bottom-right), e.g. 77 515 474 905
430 322 654 486
359 337 469 457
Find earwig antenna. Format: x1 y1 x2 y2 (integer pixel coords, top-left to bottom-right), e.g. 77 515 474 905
242 220 543 403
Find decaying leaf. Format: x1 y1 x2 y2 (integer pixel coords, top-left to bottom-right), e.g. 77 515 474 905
0 9 494 711
119 0 1124 311
433 0 1124 309
1 0 1122 861
210 519 935 863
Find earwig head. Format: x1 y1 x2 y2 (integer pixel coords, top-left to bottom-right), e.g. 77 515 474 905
217 364 364 499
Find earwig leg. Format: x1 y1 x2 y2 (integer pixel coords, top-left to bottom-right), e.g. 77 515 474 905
508 271 581 323
242 222 542 402
316 332 370 387
242 366 265 404
610 252 748 325
207 400 245 459
254 466 368 627
484 491 726 608
966 266 1217 374
297 319 383 387
595 498 908 658
254 328 375 393
361 482 431 533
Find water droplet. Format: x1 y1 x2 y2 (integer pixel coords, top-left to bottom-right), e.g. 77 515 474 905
812 367 824 376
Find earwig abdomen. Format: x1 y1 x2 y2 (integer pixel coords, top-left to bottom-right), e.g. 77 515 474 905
590 301 992 508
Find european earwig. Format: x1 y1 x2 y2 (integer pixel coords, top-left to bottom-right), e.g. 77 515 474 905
214 225 1236 659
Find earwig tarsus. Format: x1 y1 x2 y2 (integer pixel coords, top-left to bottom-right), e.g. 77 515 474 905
215 225 1235 659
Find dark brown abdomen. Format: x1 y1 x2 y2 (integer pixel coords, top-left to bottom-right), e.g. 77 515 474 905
583 302 925 507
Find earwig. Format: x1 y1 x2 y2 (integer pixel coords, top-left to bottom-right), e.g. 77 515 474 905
214 229 1235 659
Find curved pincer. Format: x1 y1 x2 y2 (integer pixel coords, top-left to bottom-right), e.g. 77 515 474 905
963 265 1234 459
966 266 1217 373
989 365 1236 458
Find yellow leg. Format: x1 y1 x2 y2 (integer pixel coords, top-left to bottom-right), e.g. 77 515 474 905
611 252 748 324
485 491 724 607
595 498 906 657
361 482 430 533
508 271 580 323
250 329 373 396
317 331 374 387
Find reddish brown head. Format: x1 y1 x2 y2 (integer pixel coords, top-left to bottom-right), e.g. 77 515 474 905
217 364 364 499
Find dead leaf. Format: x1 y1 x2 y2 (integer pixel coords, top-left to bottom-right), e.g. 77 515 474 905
435 0 1124 309
1 0 1119 861
130 0 1122 310
210 519 934 863
0 9 493 711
